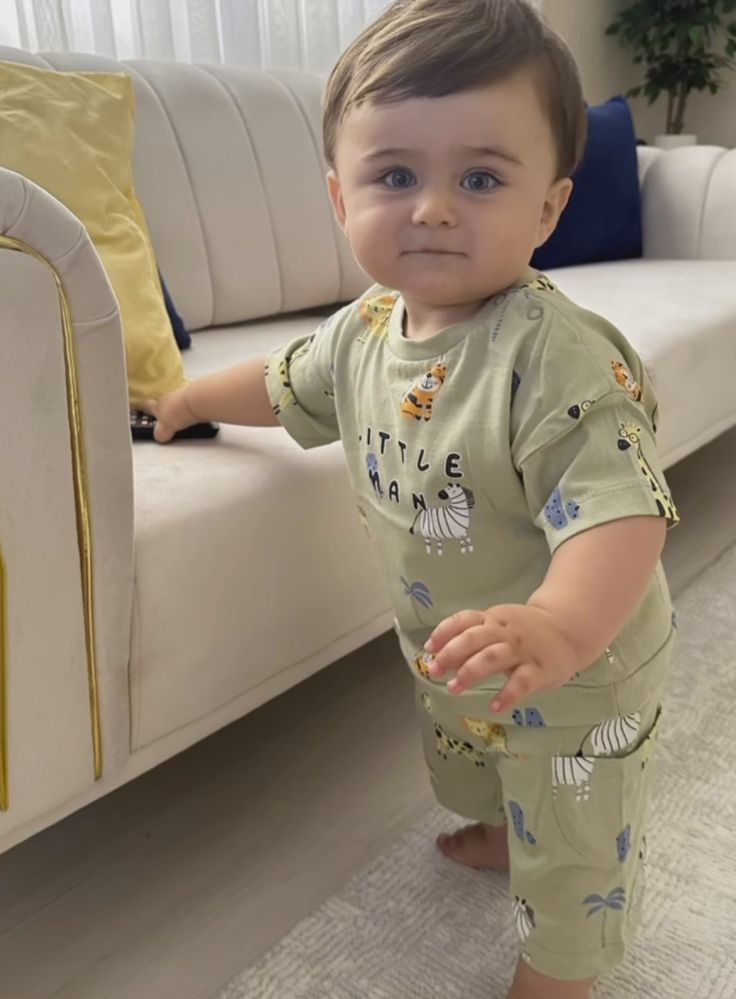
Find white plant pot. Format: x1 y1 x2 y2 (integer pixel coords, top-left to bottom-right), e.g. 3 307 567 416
654 134 697 150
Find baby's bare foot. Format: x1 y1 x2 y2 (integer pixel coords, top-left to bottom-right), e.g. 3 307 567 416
436 822 510 870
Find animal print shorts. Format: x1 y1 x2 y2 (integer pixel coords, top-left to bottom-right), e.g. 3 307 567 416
416 684 664 981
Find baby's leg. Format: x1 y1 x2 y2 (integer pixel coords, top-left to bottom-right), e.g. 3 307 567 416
507 959 596 999
414 688 509 864
496 696 664 991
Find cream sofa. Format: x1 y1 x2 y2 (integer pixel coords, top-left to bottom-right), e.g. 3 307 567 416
1 47 735 855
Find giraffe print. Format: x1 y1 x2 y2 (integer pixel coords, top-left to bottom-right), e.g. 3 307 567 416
617 423 678 521
419 693 487 766
520 273 556 294
357 293 397 343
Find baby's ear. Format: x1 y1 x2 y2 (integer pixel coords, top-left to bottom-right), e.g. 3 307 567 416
535 177 573 247
326 170 348 233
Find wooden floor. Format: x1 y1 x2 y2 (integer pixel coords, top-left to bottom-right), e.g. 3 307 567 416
1 427 735 999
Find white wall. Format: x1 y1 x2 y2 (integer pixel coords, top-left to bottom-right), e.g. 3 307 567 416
542 0 736 147
542 0 628 105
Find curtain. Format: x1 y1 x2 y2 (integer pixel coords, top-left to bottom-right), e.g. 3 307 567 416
0 0 389 71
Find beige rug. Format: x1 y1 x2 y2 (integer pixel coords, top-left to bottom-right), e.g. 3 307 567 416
218 544 736 998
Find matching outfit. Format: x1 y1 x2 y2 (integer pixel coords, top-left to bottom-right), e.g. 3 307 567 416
265 267 678 980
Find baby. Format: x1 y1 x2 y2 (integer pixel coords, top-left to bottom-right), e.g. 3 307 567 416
149 2 679 996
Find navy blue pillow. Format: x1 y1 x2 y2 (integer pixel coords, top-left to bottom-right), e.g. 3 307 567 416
531 96 642 270
159 271 191 350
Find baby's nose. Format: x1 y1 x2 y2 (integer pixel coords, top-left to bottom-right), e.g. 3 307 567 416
411 189 456 227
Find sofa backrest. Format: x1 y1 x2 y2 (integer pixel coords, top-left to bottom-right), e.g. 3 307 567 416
0 46 370 331
2 46 735 330
637 143 736 261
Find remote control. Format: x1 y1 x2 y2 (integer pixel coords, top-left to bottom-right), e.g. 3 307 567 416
130 410 220 441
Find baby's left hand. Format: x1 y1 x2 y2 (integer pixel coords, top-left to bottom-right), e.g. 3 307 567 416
425 604 581 713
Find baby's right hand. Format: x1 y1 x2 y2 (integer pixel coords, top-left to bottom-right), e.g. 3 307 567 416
144 386 197 444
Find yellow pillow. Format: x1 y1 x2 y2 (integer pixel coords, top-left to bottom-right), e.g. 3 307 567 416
0 60 186 407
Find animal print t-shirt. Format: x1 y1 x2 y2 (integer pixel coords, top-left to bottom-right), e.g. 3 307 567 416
265 268 679 714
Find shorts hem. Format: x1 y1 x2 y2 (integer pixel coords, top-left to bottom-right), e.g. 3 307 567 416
521 940 627 981
430 775 507 826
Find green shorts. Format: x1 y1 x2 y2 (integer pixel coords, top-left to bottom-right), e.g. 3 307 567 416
416 670 667 982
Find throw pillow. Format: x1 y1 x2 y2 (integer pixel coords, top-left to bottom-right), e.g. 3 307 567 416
159 272 191 350
0 60 186 406
531 96 642 271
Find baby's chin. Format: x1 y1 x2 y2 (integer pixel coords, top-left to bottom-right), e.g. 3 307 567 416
384 272 506 307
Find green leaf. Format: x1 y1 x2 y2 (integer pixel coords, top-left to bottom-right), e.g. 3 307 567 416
607 0 736 93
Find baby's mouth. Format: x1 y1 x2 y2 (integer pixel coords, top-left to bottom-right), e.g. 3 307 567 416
402 249 465 256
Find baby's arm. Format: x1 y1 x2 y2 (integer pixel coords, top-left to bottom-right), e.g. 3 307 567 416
526 514 666 667
426 514 666 712
147 357 279 443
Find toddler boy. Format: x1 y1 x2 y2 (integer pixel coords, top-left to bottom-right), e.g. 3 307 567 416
149 2 678 996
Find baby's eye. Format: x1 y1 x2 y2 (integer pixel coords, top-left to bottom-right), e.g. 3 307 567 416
462 171 500 192
380 168 416 189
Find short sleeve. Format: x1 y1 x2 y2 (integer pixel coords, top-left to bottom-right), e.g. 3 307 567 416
511 306 679 554
264 310 344 449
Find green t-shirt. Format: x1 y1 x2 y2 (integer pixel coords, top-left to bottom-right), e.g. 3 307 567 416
265 268 678 709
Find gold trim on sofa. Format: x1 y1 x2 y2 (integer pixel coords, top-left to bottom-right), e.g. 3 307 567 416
0 235 102 789
0 549 7 809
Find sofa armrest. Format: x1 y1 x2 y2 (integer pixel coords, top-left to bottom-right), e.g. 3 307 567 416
639 145 736 260
0 168 133 835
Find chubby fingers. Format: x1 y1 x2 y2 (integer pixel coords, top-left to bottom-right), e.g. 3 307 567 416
488 662 544 714
424 610 485 659
442 642 519 693
426 612 509 677
144 399 174 444
154 421 176 444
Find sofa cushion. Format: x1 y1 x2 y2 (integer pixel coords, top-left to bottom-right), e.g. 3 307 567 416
549 259 736 467
129 312 391 750
0 59 186 406
532 96 642 270
130 259 735 744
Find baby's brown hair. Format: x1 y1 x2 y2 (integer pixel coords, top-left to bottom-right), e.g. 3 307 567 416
323 0 587 180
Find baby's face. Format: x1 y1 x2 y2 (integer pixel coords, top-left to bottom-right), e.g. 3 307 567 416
328 68 572 311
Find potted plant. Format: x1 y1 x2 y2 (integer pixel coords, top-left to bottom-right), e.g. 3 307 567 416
606 0 736 148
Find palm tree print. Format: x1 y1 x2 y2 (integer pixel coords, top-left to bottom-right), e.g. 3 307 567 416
401 577 433 627
583 887 627 948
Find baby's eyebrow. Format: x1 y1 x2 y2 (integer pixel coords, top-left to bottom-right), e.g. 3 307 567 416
361 145 522 165
360 148 416 162
462 145 523 165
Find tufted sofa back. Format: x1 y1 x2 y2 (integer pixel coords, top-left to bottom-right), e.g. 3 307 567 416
2 45 735 333
0 46 369 331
